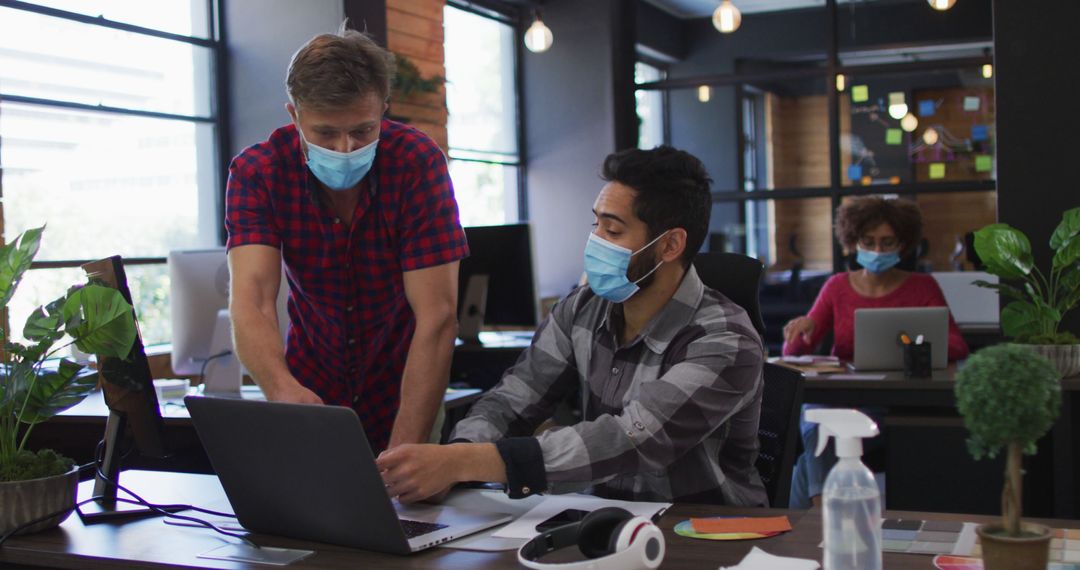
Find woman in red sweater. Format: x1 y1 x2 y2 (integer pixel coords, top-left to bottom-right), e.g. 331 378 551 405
783 196 968 508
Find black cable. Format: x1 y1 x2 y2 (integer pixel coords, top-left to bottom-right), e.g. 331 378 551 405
197 350 233 386
0 496 105 547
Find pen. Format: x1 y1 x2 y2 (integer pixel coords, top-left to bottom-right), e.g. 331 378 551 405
900 334 911 345
916 334 924 345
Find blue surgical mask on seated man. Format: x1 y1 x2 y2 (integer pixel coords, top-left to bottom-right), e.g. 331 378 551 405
584 231 668 303
856 247 901 274
300 131 378 191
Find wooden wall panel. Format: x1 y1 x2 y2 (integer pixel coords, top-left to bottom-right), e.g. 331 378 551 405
386 0 448 151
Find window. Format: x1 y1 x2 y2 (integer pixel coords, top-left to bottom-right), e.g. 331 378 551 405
443 3 522 227
0 1 223 347
635 62 666 149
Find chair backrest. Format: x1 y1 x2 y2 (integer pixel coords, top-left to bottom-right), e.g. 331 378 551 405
692 252 766 336
754 362 805 508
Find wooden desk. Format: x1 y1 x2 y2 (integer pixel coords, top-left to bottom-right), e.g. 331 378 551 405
802 368 1080 519
2 471 1075 569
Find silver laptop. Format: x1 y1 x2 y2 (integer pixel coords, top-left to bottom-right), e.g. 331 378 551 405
852 307 949 371
185 396 512 554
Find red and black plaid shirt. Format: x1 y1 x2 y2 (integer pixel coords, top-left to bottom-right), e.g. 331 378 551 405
225 119 469 451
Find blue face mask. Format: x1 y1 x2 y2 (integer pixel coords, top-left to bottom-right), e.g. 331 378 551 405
584 231 668 303
856 248 901 274
300 130 378 191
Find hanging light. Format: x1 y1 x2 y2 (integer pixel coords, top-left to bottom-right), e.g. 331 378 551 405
901 113 919 132
927 0 957 10
835 74 846 92
923 127 940 145
524 10 553 53
698 86 711 103
887 92 908 120
712 0 742 34
982 63 993 79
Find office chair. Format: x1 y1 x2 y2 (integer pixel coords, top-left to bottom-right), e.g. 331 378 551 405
692 252 766 337
755 362 805 508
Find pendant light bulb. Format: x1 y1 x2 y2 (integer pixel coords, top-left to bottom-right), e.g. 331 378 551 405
835 74 846 92
982 64 993 79
712 0 742 34
524 12 553 53
900 113 919 133
928 0 957 11
923 127 940 146
698 86 711 103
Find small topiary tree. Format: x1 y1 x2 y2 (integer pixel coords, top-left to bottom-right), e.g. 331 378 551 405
954 344 1062 536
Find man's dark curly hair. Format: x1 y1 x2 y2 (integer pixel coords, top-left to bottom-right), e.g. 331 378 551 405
835 196 923 255
600 146 713 268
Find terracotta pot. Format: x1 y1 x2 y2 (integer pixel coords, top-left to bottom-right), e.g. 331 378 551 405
1023 344 1080 379
976 522 1052 570
0 465 79 536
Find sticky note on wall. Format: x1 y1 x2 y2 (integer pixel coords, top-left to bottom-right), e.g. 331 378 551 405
852 85 869 103
886 129 902 145
848 165 863 180
929 163 946 179
963 96 981 111
971 125 989 142
975 155 993 172
918 100 935 116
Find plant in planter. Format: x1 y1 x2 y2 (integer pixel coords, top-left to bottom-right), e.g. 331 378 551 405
972 207 1080 377
0 226 137 536
954 343 1062 570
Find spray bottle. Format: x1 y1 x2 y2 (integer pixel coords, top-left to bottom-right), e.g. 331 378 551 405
805 408 881 570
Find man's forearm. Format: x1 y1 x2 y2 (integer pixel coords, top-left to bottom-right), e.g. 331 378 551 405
388 314 457 447
231 301 293 394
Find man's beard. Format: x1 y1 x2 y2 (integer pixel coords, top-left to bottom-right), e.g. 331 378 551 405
626 245 662 291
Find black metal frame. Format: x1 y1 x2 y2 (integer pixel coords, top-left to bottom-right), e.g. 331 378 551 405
0 0 228 268
632 0 996 273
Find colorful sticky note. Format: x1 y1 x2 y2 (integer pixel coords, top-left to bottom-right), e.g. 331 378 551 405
963 96 981 111
861 176 873 186
929 163 946 179
918 100 935 116
886 128 903 145
690 516 793 534
848 164 863 180
852 85 869 103
975 155 993 172
971 125 989 142
888 92 905 106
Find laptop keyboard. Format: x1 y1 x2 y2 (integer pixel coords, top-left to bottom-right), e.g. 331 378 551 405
400 519 448 539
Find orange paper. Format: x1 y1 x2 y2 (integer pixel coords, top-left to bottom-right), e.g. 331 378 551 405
690 516 792 534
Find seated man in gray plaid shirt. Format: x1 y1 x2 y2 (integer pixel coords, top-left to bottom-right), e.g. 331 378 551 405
377 146 767 507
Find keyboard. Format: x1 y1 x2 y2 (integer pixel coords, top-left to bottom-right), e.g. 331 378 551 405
400 519 449 539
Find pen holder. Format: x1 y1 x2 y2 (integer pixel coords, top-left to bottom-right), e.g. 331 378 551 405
903 342 932 378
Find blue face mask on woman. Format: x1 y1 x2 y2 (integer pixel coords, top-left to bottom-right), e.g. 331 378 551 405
300 130 378 191
583 231 668 303
856 247 901 274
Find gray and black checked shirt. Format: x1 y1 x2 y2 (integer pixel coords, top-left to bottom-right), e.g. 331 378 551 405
451 266 767 506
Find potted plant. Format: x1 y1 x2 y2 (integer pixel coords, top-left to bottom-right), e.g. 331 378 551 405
973 206 1080 377
954 343 1062 570
0 226 137 536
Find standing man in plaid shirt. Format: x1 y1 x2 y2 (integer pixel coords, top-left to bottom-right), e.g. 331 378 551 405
225 27 468 453
377 146 767 507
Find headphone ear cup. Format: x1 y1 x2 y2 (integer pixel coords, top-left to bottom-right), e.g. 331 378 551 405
577 507 634 559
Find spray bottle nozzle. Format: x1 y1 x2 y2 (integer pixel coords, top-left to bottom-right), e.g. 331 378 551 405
805 408 879 459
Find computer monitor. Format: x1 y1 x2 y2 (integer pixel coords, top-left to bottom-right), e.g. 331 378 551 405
79 256 169 521
457 223 539 343
168 247 288 393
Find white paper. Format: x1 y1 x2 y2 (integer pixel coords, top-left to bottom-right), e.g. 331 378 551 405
824 374 887 381
198 543 314 565
719 546 820 570
491 494 670 539
438 488 543 551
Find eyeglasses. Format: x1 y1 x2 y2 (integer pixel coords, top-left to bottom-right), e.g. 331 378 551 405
858 236 899 251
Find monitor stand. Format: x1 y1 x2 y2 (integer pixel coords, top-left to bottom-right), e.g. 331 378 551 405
76 411 181 522
202 309 241 395
458 274 489 346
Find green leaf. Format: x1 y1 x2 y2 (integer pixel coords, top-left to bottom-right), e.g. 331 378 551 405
17 360 98 425
1049 207 1080 249
1053 235 1080 270
2 361 39 412
23 295 67 345
0 226 45 308
974 224 1034 280
973 279 1027 302
61 284 137 358
997 302 1049 338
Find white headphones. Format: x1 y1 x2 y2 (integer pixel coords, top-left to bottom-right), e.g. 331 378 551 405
517 507 666 570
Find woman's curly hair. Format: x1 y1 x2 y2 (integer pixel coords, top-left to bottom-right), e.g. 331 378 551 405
835 196 922 255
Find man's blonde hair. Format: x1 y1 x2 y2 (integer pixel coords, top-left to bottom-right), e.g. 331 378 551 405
286 23 396 110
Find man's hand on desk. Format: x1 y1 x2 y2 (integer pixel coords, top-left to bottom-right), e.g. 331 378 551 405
376 442 507 504
263 379 324 405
